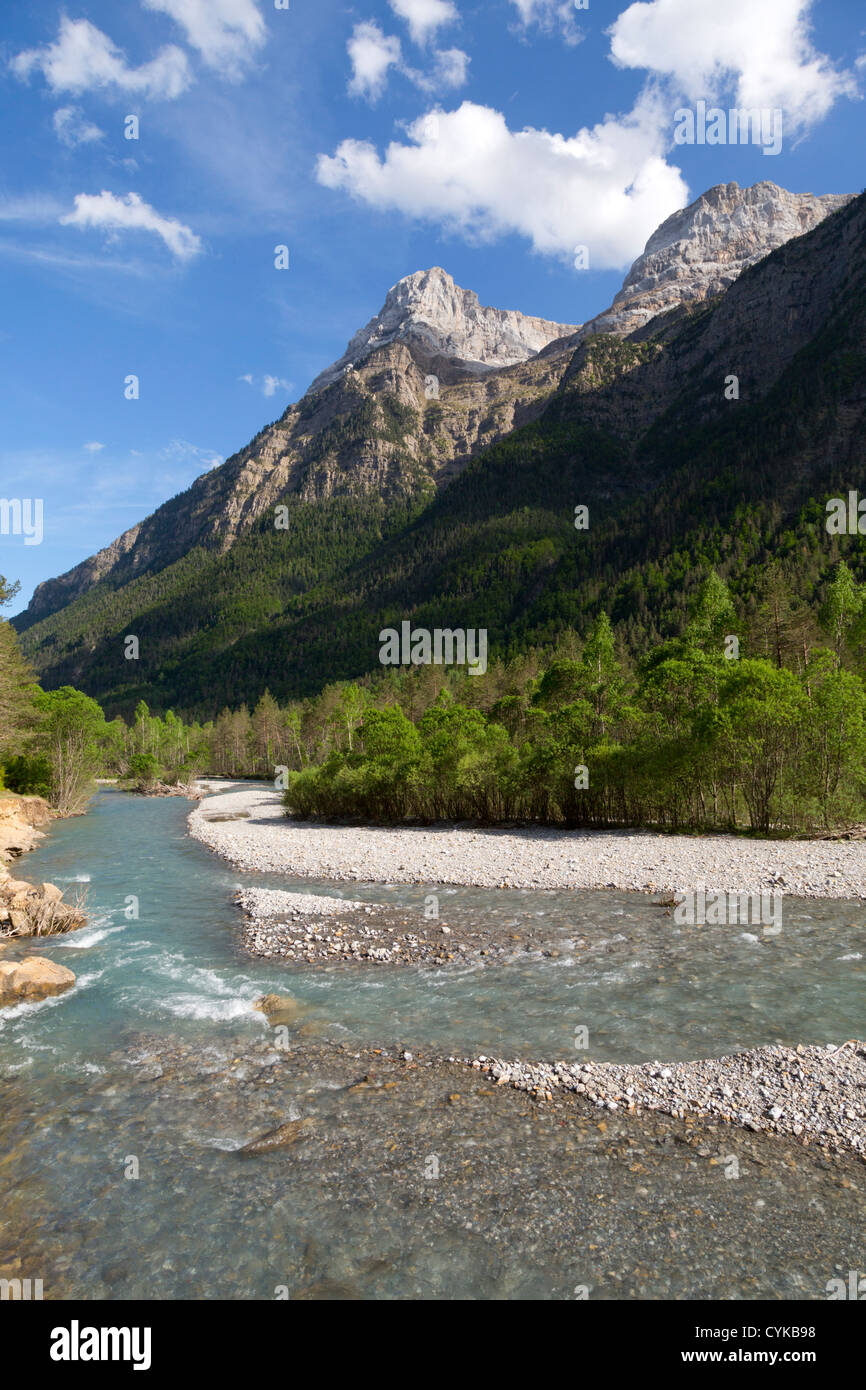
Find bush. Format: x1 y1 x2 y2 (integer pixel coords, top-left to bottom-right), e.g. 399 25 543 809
2 753 51 799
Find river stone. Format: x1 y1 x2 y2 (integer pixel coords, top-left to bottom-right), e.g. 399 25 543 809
238 1116 316 1157
255 993 306 1026
2 879 34 896
0 957 76 1007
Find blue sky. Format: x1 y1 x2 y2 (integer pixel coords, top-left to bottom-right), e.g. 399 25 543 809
1 0 863 613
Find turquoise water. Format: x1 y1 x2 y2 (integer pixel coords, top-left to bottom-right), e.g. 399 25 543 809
1 789 864 1300
2 790 865 1066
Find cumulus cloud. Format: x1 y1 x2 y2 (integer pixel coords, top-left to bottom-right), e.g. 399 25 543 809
608 0 856 129
323 0 855 267
11 17 190 100
60 191 202 262
83 441 105 453
316 94 688 269
347 18 468 102
348 21 403 101
388 0 459 47
510 0 586 46
141 0 267 78
53 106 105 148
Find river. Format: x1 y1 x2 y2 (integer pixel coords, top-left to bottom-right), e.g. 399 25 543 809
0 789 863 1300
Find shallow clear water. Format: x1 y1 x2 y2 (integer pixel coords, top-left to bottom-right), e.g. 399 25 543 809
4 790 865 1067
1 789 864 1300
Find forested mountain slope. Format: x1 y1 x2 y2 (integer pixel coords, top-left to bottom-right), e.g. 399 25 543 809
16 188 864 718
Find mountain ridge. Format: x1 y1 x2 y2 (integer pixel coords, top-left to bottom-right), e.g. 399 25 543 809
539 180 853 356
306 265 580 394
21 180 850 630
15 182 862 716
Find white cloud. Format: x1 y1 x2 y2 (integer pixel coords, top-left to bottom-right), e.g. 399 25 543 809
348 21 403 101
316 94 687 270
141 0 267 78
60 191 202 262
510 1 586 46
263 374 291 397
83 441 105 453
347 19 467 102
53 106 105 148
159 439 224 469
12 17 190 100
408 47 470 92
389 0 459 47
323 0 854 266
609 0 856 129
240 373 292 397
0 195 66 224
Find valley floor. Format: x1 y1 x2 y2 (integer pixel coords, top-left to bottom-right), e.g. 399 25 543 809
189 781 866 899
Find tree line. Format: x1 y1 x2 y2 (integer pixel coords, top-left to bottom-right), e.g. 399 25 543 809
281 568 866 834
4 563 866 833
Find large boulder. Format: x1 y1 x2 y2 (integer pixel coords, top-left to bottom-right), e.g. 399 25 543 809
0 957 76 1008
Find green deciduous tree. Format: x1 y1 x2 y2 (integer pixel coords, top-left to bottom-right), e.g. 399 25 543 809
33 686 109 815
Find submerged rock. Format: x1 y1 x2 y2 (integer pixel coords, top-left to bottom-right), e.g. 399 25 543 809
254 993 307 1026
0 957 76 1008
238 1116 316 1157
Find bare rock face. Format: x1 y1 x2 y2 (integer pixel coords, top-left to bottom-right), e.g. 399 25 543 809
573 181 853 342
0 795 51 861
307 267 579 393
0 956 76 1008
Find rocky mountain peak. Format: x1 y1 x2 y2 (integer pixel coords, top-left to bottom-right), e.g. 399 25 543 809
306 265 579 394
580 180 853 341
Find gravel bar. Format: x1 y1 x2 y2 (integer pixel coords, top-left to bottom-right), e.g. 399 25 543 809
234 885 551 965
461 1042 866 1162
190 782 866 898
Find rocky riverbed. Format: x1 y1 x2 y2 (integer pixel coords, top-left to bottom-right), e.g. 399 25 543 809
462 1042 866 1163
190 782 866 898
188 783 866 1162
3 1032 864 1299
235 886 561 966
